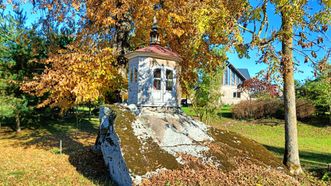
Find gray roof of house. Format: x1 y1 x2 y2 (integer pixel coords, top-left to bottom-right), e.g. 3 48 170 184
237 68 251 80
226 61 251 80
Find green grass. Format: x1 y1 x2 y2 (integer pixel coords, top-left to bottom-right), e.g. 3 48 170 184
182 104 232 118
182 106 331 173
181 106 196 116
220 119 331 169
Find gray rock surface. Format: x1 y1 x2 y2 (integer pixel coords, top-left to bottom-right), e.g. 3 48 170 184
132 108 213 162
127 104 140 115
94 107 132 186
93 105 288 186
94 105 214 185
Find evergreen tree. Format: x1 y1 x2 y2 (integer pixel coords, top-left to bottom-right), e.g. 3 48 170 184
0 9 43 131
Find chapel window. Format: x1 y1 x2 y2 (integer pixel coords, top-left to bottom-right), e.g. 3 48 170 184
153 68 161 90
130 69 133 82
166 69 174 91
134 68 138 82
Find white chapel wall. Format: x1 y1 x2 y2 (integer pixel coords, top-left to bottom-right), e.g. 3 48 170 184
128 57 139 104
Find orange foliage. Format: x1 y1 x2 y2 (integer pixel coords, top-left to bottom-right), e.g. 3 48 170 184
22 46 126 110
20 0 248 110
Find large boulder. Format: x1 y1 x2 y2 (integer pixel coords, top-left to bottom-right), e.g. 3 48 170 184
94 107 132 185
93 105 286 185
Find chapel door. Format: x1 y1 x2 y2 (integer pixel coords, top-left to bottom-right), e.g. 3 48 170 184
152 68 163 104
152 67 176 106
163 68 176 105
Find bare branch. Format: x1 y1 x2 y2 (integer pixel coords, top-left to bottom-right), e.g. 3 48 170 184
292 47 317 65
237 23 254 34
257 1 268 37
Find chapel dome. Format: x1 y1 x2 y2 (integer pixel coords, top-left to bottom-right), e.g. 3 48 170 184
136 45 180 59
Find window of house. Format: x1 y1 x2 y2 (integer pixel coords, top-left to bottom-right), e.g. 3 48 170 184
236 76 242 85
166 69 173 91
239 77 242 85
231 70 235 85
233 92 241 98
134 68 138 82
224 67 229 85
153 68 161 90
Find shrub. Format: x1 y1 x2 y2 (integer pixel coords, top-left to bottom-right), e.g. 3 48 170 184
232 98 315 120
273 98 316 120
295 98 316 119
232 99 282 120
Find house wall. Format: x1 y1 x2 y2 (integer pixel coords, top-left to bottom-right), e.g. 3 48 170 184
220 85 250 105
221 65 250 105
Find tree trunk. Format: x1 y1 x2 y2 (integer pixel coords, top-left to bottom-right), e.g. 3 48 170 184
89 102 92 121
15 113 21 133
281 11 303 175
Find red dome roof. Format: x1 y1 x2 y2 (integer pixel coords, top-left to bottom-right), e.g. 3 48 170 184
136 45 180 58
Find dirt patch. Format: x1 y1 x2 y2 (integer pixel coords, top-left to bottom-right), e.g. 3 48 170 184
144 156 300 186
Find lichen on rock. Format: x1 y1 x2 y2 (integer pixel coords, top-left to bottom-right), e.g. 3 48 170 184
132 107 214 163
93 106 132 186
93 104 287 185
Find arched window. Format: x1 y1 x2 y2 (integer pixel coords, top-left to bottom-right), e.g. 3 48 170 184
130 69 133 82
153 68 161 90
166 69 173 91
134 68 138 82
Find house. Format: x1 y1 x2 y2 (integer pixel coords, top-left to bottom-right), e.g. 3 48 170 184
125 16 182 107
221 62 251 104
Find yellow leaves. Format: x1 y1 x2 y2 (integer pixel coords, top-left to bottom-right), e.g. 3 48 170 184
72 1 80 11
22 46 124 111
168 13 185 24
20 0 248 109
194 8 212 34
172 28 185 37
322 0 331 8
235 34 244 45
102 17 116 26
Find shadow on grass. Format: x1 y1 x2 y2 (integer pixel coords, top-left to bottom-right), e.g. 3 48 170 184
1 116 109 185
217 112 233 118
264 145 331 169
300 116 331 128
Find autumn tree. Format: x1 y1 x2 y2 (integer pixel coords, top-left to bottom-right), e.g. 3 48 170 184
22 46 126 111
238 0 331 174
13 0 248 111
239 77 279 98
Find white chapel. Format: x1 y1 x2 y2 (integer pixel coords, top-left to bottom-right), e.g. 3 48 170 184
125 17 182 107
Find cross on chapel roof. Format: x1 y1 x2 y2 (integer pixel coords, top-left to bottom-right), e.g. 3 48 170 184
150 16 160 45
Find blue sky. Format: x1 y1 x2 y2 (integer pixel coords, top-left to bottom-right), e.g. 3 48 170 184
2 1 330 82
230 1 331 82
